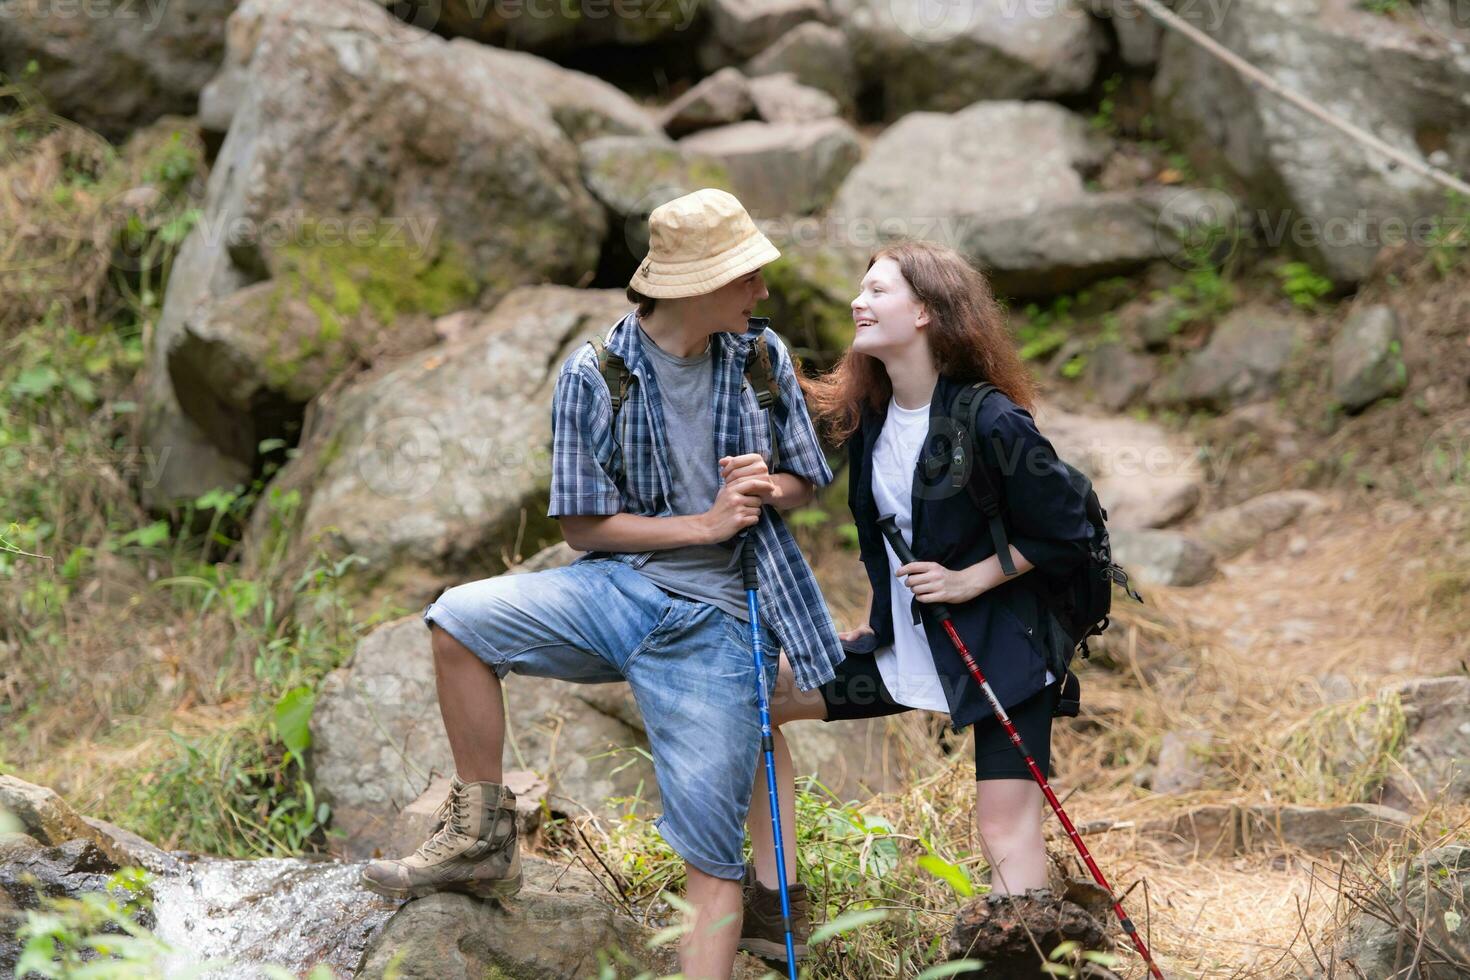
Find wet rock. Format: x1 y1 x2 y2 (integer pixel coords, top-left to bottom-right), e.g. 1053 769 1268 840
1331 304 1408 413
1110 529 1217 587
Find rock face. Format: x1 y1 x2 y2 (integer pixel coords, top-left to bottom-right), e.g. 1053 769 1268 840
1041 406 1203 531
745 21 859 111
1309 844 1470 980
310 557 659 860
659 67 756 137
250 286 629 600
356 859 772 979
1147 307 1306 411
578 136 736 274
142 0 608 508
0 0 234 139
1381 677 1470 811
828 102 1236 296
835 0 1104 118
700 0 832 67
679 117 862 217
1153 0 1470 283
1331 304 1408 413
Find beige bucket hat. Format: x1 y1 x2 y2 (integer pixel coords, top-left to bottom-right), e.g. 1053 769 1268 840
628 188 781 299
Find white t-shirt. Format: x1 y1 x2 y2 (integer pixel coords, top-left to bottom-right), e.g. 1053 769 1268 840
869 397 1054 713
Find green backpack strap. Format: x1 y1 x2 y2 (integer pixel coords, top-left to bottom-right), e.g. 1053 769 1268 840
745 334 783 472
589 335 631 425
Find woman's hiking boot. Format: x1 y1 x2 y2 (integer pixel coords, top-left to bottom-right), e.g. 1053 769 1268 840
737 862 811 963
359 775 521 901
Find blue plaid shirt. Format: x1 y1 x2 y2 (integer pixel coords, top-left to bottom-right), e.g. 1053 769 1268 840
547 309 844 691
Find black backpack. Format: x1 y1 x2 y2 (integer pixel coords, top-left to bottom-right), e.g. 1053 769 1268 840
935 382 1144 711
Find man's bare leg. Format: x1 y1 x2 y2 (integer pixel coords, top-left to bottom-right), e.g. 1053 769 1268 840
430 623 504 782
682 864 743 979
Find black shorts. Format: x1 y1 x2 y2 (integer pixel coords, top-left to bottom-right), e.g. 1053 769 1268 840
819 652 1058 781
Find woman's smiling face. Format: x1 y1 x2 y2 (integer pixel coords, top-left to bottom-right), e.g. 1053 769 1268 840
850 257 929 357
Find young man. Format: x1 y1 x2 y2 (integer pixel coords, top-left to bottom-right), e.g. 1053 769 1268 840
359 188 844 978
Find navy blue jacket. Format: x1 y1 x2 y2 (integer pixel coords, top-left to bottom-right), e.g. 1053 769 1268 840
848 374 1094 729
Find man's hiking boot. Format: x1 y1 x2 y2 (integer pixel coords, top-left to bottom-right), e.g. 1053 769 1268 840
359 775 521 901
737 863 810 962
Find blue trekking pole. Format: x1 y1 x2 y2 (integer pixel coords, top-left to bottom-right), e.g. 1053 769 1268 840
740 532 799 978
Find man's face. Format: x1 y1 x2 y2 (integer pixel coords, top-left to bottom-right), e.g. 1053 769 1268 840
705 268 769 334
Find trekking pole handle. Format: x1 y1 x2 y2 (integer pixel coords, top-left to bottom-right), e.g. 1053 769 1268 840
739 527 759 592
877 514 950 622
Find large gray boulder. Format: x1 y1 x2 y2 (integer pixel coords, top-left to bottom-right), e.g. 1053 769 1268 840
834 0 1104 118
1147 307 1308 412
1153 0 1470 284
828 101 1238 297
0 0 234 139
311 579 659 862
356 860 772 979
1042 405 1204 531
142 0 607 508
679 117 862 217
698 0 833 69
745 21 859 112
251 287 631 602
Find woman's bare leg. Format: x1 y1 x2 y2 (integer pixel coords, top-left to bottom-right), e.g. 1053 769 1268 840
973 778 1049 894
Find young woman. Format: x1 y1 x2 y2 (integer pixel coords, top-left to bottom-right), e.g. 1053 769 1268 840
738 239 1096 963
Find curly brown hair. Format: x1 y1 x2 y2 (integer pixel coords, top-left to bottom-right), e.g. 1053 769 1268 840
801 239 1037 445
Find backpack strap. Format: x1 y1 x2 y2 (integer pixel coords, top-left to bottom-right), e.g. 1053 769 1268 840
952 382 1019 578
589 335 630 425
744 333 783 473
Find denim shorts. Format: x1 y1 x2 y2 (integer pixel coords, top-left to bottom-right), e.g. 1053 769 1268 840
422 557 779 881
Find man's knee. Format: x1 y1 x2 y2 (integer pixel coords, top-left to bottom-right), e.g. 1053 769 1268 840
429 622 475 662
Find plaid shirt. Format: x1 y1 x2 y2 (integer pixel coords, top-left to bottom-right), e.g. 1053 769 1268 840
548 309 844 691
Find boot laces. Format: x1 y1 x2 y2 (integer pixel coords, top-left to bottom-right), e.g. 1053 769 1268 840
418 785 471 860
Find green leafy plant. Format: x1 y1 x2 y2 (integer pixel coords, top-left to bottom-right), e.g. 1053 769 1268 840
1275 261 1334 309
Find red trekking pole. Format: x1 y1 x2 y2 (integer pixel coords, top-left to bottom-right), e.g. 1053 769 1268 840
878 515 1166 980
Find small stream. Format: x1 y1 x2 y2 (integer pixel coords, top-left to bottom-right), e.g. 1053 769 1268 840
145 853 399 978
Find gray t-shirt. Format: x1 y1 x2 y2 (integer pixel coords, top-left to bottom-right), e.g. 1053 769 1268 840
633 323 751 622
